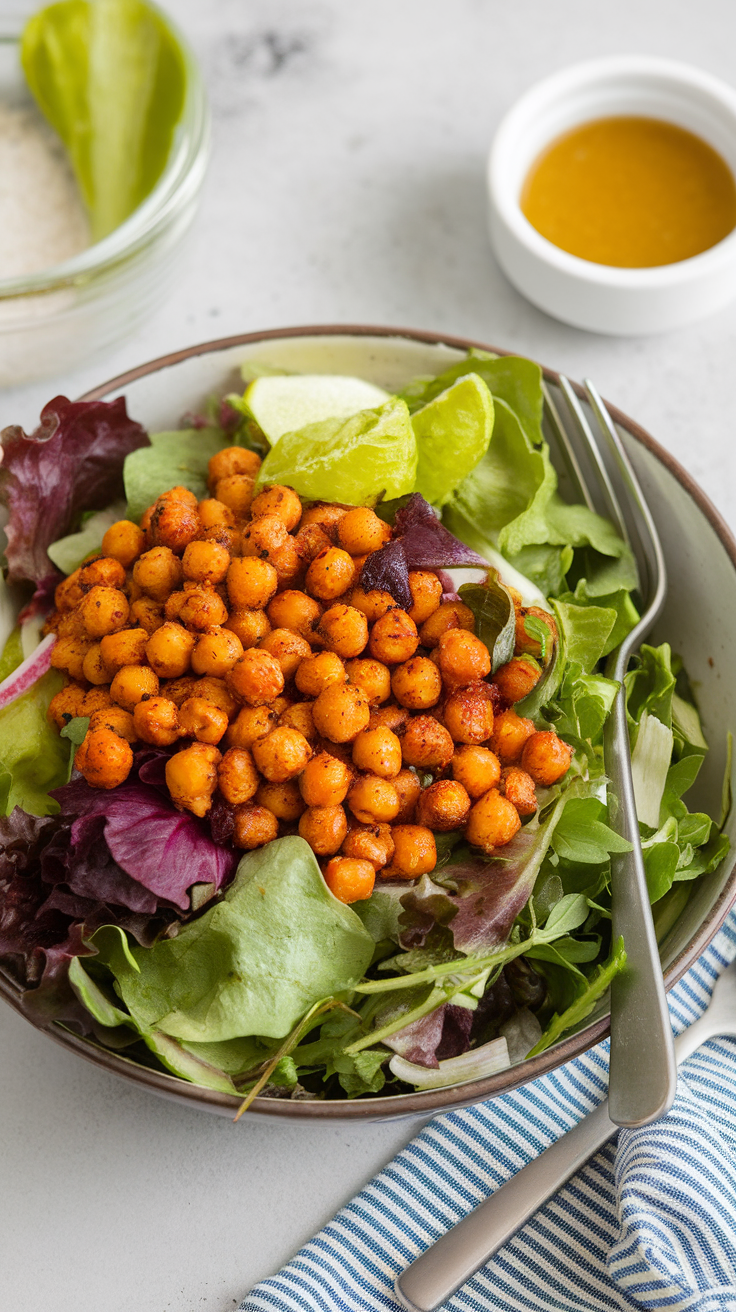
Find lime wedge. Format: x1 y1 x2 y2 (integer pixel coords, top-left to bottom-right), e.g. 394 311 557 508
412 373 494 506
243 375 391 446
255 398 417 505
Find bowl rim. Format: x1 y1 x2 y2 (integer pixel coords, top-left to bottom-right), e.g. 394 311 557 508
0 9 209 301
2 321 735 1121
488 54 736 290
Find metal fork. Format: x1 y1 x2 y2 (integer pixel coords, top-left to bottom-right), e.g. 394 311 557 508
394 959 736 1312
546 376 674 1130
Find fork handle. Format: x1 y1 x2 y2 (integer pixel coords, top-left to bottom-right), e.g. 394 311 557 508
604 681 678 1127
394 1099 616 1312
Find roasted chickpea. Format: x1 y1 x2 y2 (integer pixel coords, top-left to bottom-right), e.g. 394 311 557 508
197 498 236 531
198 524 241 554
342 657 390 707
452 744 502 798
99 628 149 671
294 521 333 566
80 643 111 686
267 589 321 638
254 779 305 822
110 664 160 711
251 484 302 530
341 821 395 870
278 701 317 742
401 715 454 770
438 629 491 690
298 751 352 807
305 547 355 601
312 682 370 743
191 627 244 678
368 608 419 664
166 743 221 817
500 766 538 816
227 648 284 706
161 676 198 707
465 788 521 851
349 587 397 622
232 803 279 849
208 446 262 489
217 746 260 804
140 623 192 679
77 586 130 639
419 599 475 648
148 496 200 554
295 650 346 698
182 539 230 585
240 513 289 563
47 683 87 730
133 546 183 602
225 608 271 648
493 656 541 703
391 656 442 710
393 768 422 822
192 675 239 718
163 590 187 622
368 704 410 735
178 696 229 744
383 825 437 879
50 636 92 682
225 704 279 749
252 726 312 782
515 607 558 659
75 727 133 789
259 628 312 680
521 731 573 786
443 686 495 745
88 706 137 742
407 571 443 624
298 805 348 856
298 502 348 538
315 604 368 659
226 557 278 611
132 696 180 746
347 775 399 824
178 587 228 631
128 596 164 635
351 726 402 779
324 857 375 904
490 708 536 765
101 520 146 568
214 474 255 519
334 507 390 555
55 569 85 613
416 779 471 831
80 687 113 716
79 556 127 591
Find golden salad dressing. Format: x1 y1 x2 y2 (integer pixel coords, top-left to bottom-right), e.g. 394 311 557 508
521 116 736 267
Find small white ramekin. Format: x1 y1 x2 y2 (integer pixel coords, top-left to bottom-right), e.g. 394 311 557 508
487 56 736 334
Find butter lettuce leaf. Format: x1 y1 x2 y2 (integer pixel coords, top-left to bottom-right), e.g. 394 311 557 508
411 374 493 507
0 670 70 816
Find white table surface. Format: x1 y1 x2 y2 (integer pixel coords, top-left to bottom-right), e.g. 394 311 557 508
2 1 736 1308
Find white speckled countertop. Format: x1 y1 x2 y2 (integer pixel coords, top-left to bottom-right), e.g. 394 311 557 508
2 2 736 1308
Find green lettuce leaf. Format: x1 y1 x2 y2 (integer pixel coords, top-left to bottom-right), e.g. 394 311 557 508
255 399 417 506
22 0 187 242
411 374 494 507
47 502 126 575
399 350 544 449
0 627 24 684
527 937 627 1056
0 670 70 816
458 574 516 674
124 428 224 523
91 836 374 1043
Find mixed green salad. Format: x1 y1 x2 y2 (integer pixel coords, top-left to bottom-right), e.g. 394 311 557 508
0 349 729 1108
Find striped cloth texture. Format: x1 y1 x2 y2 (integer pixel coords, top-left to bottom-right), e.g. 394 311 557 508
239 912 736 1312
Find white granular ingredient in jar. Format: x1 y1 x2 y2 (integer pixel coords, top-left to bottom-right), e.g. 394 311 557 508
0 102 90 279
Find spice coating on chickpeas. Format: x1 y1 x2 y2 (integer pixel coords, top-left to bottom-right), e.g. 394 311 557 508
46 465 572 903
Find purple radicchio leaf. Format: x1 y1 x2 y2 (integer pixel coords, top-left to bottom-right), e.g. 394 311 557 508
400 799 566 956
358 539 412 609
382 1003 473 1069
51 776 237 911
0 395 149 588
393 494 488 569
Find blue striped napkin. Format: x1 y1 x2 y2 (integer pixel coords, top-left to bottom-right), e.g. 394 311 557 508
239 913 736 1312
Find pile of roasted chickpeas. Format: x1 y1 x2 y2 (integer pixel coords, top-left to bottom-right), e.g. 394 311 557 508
45 445 573 905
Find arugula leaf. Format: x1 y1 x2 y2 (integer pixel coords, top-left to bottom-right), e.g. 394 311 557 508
527 938 627 1056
